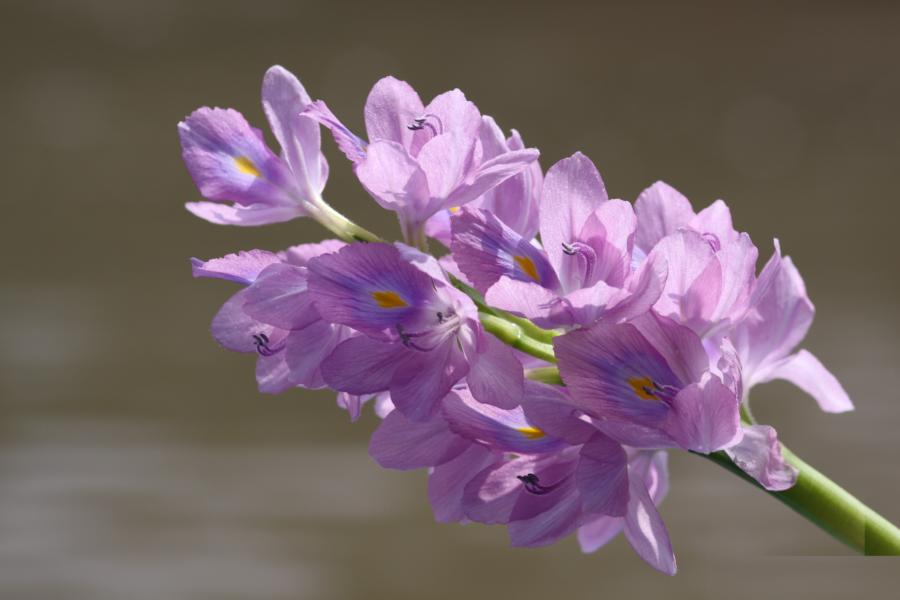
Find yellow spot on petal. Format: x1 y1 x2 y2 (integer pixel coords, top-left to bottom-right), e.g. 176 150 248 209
371 290 408 309
628 376 659 401
448 206 460 213
234 155 261 178
517 426 545 440
514 255 540 283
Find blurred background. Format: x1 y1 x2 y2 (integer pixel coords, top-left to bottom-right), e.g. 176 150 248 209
2 1 899 598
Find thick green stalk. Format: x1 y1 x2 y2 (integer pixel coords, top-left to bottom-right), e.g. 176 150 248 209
704 448 900 555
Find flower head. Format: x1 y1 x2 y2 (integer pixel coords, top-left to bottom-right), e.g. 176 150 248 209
179 66 329 226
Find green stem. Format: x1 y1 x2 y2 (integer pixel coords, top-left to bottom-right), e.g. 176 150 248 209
450 276 562 344
704 448 900 555
477 313 556 363
308 199 384 243
525 366 564 385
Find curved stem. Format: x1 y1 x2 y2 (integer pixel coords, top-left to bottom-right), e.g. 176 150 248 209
704 448 900 555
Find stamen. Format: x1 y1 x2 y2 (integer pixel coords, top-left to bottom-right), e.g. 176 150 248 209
516 473 558 495
562 242 576 256
407 117 427 131
406 113 444 136
252 332 284 357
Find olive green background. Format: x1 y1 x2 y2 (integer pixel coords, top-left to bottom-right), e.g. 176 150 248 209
2 1 899 598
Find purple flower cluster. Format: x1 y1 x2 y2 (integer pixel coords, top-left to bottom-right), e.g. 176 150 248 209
181 66 853 574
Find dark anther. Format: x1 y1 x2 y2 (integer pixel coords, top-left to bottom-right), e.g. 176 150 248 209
562 242 576 256
517 473 555 495
407 117 427 131
252 333 281 357
436 311 444 324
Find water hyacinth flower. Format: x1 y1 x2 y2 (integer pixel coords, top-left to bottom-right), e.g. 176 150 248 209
369 382 676 573
306 242 524 421
191 240 349 393
304 77 540 246
179 66 328 226
452 152 666 328
554 312 743 454
425 116 543 246
636 182 758 337
183 66 900 577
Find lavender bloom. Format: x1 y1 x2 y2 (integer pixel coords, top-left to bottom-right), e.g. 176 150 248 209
636 182 758 337
451 152 666 328
307 243 524 421
191 241 349 393
425 116 543 246
179 66 329 226
304 77 540 244
369 382 676 573
554 312 743 454
731 240 853 413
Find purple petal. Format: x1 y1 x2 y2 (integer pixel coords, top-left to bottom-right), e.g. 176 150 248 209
255 348 293 394
507 488 583 548
734 243 814 378
554 320 681 430
320 335 401 395
429 445 497 523
190 250 281 285
451 208 558 293
665 374 742 454
441 388 564 454
756 349 853 413
364 76 426 149
415 131 476 206
302 100 368 164
520 381 598 445
284 320 346 388
307 243 435 336
280 240 346 266
261 65 326 195
243 263 320 330
210 288 281 353
464 455 535 525
369 408 470 471
484 277 560 327
185 201 305 226
577 516 624 553
444 148 540 209
623 469 677 576
576 433 629 517
178 107 299 210
389 341 468 421
466 332 525 409
634 181 694 252
692 199 740 246
726 425 798 491
355 140 431 221
541 152 608 277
